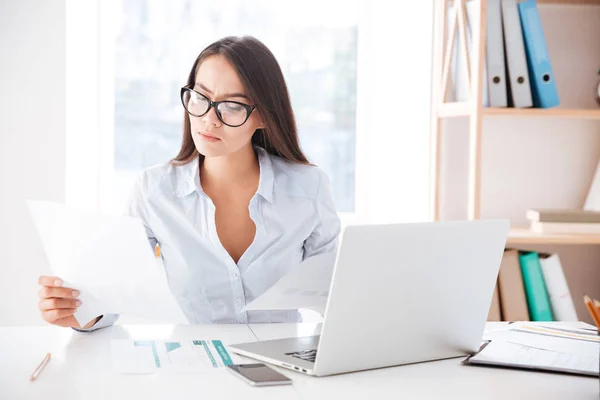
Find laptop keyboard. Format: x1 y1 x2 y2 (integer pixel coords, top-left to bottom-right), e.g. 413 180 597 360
286 349 318 363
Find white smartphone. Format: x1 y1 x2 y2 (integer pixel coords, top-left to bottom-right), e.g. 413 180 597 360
226 363 292 387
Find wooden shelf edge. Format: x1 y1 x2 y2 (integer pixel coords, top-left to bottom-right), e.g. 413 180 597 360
436 107 600 119
537 0 600 5
484 108 600 119
507 227 600 245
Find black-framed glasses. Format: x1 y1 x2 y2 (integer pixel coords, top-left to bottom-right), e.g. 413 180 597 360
180 87 256 127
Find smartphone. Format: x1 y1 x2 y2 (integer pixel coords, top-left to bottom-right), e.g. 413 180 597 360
226 363 292 387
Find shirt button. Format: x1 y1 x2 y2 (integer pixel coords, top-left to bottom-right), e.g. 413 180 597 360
233 273 238 278
236 298 242 305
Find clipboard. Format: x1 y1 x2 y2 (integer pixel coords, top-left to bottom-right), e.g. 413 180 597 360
463 340 599 377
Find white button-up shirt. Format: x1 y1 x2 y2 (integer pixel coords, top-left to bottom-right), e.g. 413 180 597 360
85 147 341 330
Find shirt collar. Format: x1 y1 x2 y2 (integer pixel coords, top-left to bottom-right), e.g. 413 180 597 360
174 156 202 198
255 146 274 204
174 147 274 204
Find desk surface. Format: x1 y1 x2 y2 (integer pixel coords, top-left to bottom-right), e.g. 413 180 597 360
0 322 597 400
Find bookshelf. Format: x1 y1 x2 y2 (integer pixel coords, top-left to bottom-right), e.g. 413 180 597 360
429 0 600 245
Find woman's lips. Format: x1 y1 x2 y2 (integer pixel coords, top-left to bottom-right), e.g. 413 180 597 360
198 132 221 142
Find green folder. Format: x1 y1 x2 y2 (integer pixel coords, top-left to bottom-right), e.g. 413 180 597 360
519 251 554 321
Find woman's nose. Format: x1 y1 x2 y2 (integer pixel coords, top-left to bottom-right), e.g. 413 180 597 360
202 106 221 127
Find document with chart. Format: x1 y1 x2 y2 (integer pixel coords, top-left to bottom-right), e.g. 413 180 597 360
111 339 248 374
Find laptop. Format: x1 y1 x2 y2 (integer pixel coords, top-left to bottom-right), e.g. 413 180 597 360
229 219 510 376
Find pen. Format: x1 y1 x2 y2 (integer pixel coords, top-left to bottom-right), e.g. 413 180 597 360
583 296 600 330
29 353 51 382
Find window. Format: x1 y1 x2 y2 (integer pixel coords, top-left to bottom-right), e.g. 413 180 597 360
68 0 433 223
112 0 358 213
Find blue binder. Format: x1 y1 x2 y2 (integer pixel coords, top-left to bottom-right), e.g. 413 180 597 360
518 0 560 108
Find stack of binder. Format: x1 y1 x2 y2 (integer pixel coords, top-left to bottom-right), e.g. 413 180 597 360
450 0 560 109
487 248 579 322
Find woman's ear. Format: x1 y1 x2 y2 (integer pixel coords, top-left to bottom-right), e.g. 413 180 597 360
255 112 265 130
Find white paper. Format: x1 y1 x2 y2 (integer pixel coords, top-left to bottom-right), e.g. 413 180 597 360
111 339 246 374
27 200 188 326
470 340 599 376
483 323 599 359
243 252 337 315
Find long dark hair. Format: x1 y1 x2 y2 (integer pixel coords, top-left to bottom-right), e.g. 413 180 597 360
172 36 309 166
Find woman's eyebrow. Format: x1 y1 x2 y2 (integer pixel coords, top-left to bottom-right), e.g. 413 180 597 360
195 83 250 100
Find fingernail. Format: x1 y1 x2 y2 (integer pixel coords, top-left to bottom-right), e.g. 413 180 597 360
54 279 63 287
75 300 82 307
72 290 80 297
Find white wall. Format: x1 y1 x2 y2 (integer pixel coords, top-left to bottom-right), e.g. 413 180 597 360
440 4 600 324
0 0 66 325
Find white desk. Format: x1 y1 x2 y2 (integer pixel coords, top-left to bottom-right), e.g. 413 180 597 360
0 322 596 400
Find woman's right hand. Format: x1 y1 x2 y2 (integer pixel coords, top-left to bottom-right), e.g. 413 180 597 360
37 276 98 329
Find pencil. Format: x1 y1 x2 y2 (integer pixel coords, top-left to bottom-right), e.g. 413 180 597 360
584 295 600 330
594 299 600 315
29 353 51 382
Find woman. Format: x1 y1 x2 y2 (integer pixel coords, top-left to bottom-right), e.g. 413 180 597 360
36 36 341 330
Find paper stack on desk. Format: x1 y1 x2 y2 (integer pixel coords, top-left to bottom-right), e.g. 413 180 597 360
465 322 599 377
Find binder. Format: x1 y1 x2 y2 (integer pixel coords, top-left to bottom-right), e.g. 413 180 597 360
465 1 489 107
487 282 502 321
485 0 508 107
519 251 554 321
448 3 469 103
501 0 533 108
446 4 459 103
497 249 530 321
447 2 489 106
538 253 579 321
518 0 560 108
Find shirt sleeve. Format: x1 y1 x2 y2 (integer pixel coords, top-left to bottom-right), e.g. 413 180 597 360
72 314 120 333
127 171 158 251
303 169 342 259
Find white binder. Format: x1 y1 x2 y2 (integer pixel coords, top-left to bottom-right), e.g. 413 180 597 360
446 4 458 102
486 0 508 107
501 0 533 108
448 2 489 106
539 254 579 322
465 0 489 106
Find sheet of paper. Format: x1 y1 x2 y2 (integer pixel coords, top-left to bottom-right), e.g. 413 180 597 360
27 200 188 326
111 339 248 374
469 340 599 376
243 252 337 315
484 323 599 358
513 323 600 341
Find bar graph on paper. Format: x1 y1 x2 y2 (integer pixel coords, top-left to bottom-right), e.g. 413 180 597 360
111 339 238 374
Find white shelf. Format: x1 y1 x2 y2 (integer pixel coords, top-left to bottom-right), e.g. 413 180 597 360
507 227 600 245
